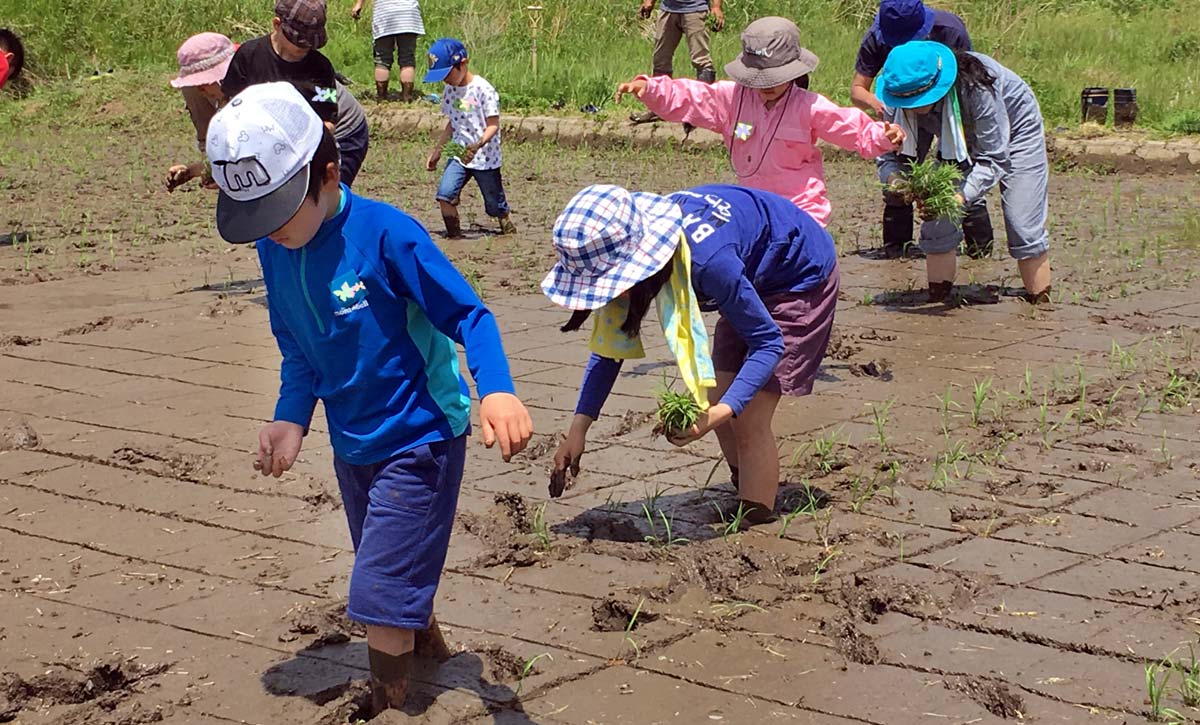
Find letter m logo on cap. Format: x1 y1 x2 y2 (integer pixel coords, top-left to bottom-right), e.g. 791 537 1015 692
216 156 273 193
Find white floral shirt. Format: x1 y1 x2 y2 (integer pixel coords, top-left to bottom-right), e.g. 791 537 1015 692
441 75 502 171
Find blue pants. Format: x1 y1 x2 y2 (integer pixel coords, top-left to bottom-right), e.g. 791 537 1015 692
436 159 510 218
333 435 466 629
337 120 370 188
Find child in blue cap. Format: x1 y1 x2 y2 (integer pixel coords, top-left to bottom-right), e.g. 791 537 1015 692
205 81 534 714
876 41 1053 304
424 38 516 239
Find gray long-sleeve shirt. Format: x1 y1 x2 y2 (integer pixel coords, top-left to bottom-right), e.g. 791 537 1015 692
877 53 1043 204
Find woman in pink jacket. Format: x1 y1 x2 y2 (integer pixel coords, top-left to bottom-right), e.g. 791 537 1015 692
617 16 904 227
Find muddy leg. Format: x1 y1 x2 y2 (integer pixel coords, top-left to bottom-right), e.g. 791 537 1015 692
729 388 782 510
1018 252 1052 301
413 615 452 662
366 625 415 713
710 372 739 479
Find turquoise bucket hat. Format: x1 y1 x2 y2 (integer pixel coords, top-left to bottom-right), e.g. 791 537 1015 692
877 41 958 109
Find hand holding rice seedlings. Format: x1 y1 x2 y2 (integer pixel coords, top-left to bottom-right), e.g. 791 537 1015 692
653 383 701 438
441 140 468 162
888 159 965 223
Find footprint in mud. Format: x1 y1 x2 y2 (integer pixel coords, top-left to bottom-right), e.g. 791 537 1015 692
113 446 212 479
476 645 532 683
0 334 40 348
946 676 1024 719
58 315 146 337
279 600 365 650
591 597 659 632
0 418 38 451
458 493 538 568
826 619 881 665
0 655 168 723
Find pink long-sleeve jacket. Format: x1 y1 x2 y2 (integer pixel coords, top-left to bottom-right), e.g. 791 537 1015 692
639 75 896 226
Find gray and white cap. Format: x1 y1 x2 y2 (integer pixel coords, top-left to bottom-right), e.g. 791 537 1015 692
206 82 325 244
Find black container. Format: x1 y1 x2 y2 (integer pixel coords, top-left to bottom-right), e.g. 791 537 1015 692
1114 88 1138 127
1081 87 1109 124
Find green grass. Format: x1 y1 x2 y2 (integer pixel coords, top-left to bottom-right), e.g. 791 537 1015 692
4 0 1200 131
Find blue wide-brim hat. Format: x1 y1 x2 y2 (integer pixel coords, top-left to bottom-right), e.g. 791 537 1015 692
877 41 958 109
542 185 682 311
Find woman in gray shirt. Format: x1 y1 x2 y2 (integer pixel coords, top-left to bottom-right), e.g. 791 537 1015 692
876 41 1052 304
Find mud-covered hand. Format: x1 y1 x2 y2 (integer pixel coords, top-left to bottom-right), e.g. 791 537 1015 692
882 121 905 147
426 149 441 172
254 421 305 478
480 392 534 462
639 0 655 19
165 164 194 192
615 78 648 105
667 403 734 447
351 0 363 20
549 429 586 498
461 145 478 165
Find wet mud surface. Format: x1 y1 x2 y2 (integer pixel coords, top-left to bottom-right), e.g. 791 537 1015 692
1 113 1198 722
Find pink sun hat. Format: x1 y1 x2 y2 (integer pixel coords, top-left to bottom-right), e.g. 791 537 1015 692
170 32 237 88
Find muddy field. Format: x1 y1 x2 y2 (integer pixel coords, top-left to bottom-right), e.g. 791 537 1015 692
2 109 1200 724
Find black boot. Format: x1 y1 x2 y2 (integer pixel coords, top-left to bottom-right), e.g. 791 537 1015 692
368 647 412 714
1025 286 1052 305
882 199 915 259
961 200 995 259
928 281 954 303
442 215 463 239
375 80 389 102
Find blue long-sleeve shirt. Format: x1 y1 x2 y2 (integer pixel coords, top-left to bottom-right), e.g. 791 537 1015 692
575 184 836 419
259 186 515 465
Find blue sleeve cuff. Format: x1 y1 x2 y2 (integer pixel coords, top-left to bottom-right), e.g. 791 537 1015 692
274 397 317 430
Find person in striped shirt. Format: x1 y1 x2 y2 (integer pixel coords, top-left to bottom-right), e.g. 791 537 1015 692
352 0 425 102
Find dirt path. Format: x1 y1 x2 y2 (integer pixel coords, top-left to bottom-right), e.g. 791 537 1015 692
1 120 1198 723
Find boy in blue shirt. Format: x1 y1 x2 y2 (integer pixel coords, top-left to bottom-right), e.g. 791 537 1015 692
206 82 533 713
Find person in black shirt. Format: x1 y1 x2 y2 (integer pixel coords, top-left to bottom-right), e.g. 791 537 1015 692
221 0 339 127
850 0 991 260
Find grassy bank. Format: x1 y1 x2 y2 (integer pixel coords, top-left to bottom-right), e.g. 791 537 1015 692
4 0 1200 132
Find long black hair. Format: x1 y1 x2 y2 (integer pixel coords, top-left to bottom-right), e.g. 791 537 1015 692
560 259 673 338
954 50 996 93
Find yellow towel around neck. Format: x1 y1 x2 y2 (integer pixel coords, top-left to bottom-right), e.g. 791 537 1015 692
588 233 716 408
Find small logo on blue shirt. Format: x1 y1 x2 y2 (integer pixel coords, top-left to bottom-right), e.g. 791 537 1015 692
331 272 369 316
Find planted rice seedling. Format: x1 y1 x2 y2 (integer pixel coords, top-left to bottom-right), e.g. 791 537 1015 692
515 653 552 698
869 398 894 452
969 377 992 427
1146 657 1184 723
531 502 552 551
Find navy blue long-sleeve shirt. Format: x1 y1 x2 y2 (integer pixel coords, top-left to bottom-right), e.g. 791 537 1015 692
575 185 836 419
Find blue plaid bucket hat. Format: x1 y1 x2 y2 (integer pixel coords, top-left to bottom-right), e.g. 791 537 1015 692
542 185 683 311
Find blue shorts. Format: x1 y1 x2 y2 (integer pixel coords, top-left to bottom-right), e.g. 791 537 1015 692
333 435 467 629
436 159 510 218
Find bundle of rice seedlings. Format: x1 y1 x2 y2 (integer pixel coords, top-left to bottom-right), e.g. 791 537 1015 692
442 140 467 162
653 384 701 438
888 158 964 223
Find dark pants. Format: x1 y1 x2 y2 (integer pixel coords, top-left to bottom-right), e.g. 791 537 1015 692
336 121 370 188
883 131 994 254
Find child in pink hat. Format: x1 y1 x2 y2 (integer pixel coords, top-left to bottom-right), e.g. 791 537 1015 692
165 33 237 192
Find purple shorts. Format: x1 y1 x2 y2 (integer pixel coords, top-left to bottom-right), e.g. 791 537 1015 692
711 266 840 397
